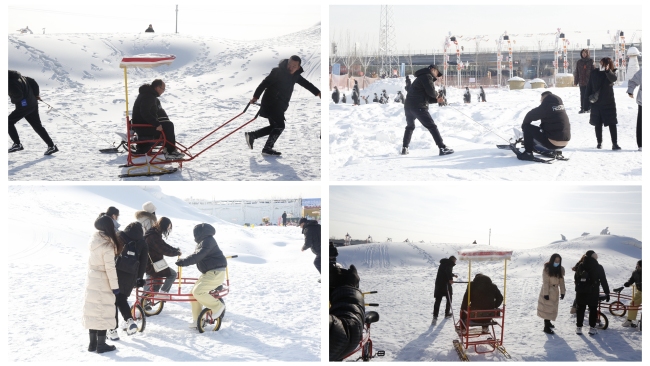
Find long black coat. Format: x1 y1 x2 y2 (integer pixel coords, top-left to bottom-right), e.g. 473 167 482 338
587 69 618 126
434 258 455 297
131 84 168 128
144 227 182 278
460 275 503 324
574 256 610 305
116 225 149 297
254 59 320 120
332 88 340 103
404 68 438 110
521 93 571 142
302 221 321 256
329 285 365 361
177 223 228 273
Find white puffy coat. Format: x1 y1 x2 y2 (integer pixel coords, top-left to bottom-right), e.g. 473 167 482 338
536 266 566 321
82 232 119 330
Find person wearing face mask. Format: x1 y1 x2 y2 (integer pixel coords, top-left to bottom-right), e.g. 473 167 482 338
97 207 121 232
244 55 321 156
586 57 620 150
574 250 610 335
536 253 566 334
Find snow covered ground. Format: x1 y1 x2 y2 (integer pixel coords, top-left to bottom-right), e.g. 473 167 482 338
8 24 321 181
329 78 641 181
7 185 321 361
335 235 642 361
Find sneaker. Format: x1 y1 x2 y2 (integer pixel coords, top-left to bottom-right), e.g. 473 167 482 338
612 144 622 150
439 146 454 156
125 318 138 335
244 132 255 149
8 143 24 153
578 110 585 114
44 145 59 155
517 151 536 161
588 327 598 335
107 328 120 341
576 326 583 335
401 147 409 155
622 319 633 327
262 148 281 156
165 150 185 160
189 319 197 329
596 143 602 149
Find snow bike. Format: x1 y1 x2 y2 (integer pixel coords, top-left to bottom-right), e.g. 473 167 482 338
117 55 261 178
453 249 512 361
342 291 386 361
608 286 642 319
135 255 238 333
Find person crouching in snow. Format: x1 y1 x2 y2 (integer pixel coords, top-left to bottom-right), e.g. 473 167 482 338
175 223 228 328
519 91 571 161
536 253 566 334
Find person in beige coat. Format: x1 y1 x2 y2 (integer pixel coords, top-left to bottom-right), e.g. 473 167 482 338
82 215 121 353
537 253 566 334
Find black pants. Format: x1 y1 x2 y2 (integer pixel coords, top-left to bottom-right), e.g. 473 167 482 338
114 292 132 328
8 106 54 146
594 123 618 145
522 124 563 152
314 255 321 274
579 85 590 112
433 293 452 318
576 300 598 328
637 105 642 148
282 218 287 226
403 107 444 148
251 115 285 149
158 121 177 152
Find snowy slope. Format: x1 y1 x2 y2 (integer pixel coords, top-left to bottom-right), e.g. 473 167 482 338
335 236 642 361
8 24 322 181
329 78 641 181
7 186 320 361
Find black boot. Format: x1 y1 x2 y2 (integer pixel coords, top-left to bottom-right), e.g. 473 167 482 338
96 336 117 353
262 130 282 156
88 332 97 352
544 319 554 334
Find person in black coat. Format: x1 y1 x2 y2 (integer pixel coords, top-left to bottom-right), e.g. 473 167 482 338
574 250 610 335
282 211 287 226
332 86 340 104
459 274 503 329
621 260 642 327
352 80 360 106
394 91 405 104
341 94 347 104
372 93 379 103
300 218 321 274
131 79 184 159
401 65 453 156
479 86 486 102
433 256 457 320
8 70 58 155
145 24 154 33
586 57 620 150
519 91 571 160
463 87 471 103
329 263 364 361
244 56 321 156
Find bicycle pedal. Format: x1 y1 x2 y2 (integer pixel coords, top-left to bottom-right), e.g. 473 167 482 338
376 350 385 357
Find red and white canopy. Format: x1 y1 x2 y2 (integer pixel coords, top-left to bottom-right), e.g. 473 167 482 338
119 54 176 69
457 248 513 261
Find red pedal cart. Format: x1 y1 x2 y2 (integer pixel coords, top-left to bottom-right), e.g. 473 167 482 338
341 290 385 362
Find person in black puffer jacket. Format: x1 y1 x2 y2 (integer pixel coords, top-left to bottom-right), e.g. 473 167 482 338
519 91 571 160
299 218 321 274
433 256 457 320
244 56 321 156
111 221 149 338
621 260 641 327
574 250 610 335
586 57 620 150
176 223 228 327
332 86 340 104
329 263 364 361
8 70 58 155
401 65 453 156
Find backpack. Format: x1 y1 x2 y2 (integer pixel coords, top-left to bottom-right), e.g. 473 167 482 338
115 241 140 274
575 263 596 294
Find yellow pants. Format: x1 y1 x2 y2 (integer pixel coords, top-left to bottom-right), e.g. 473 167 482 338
627 290 642 321
190 269 226 322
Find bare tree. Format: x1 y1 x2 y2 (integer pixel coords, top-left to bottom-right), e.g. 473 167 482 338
340 30 358 87
358 34 375 88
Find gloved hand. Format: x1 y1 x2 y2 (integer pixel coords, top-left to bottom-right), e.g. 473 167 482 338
560 294 565 300
175 260 183 267
136 278 146 288
543 295 549 300
624 281 631 287
605 294 610 302
112 289 120 295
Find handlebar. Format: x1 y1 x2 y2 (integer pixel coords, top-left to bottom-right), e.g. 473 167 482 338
366 303 379 307
363 291 378 295
242 102 261 114
227 255 239 259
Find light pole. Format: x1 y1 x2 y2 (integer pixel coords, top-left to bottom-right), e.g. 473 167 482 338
175 5 178 34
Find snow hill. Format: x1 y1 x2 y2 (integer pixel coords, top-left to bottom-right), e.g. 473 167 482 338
7 186 320 362
8 24 321 181
329 77 641 181
335 235 642 361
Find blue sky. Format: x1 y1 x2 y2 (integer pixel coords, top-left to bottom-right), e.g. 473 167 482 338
330 184 642 248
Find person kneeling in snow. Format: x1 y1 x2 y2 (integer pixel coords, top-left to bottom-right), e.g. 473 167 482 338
519 91 571 161
176 223 228 328
329 263 364 361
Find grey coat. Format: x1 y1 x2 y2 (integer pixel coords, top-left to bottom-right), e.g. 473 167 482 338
626 68 642 106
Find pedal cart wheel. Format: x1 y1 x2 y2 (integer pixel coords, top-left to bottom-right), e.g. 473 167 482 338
597 311 609 330
131 304 147 332
609 301 627 317
140 296 165 316
197 307 224 333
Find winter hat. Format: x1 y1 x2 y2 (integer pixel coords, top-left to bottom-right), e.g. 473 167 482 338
142 201 156 213
449 255 457 261
298 217 308 226
106 206 119 217
585 250 595 258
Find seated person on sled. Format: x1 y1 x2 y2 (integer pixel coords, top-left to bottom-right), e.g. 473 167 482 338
519 91 571 161
329 263 364 361
459 274 503 333
131 79 184 160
